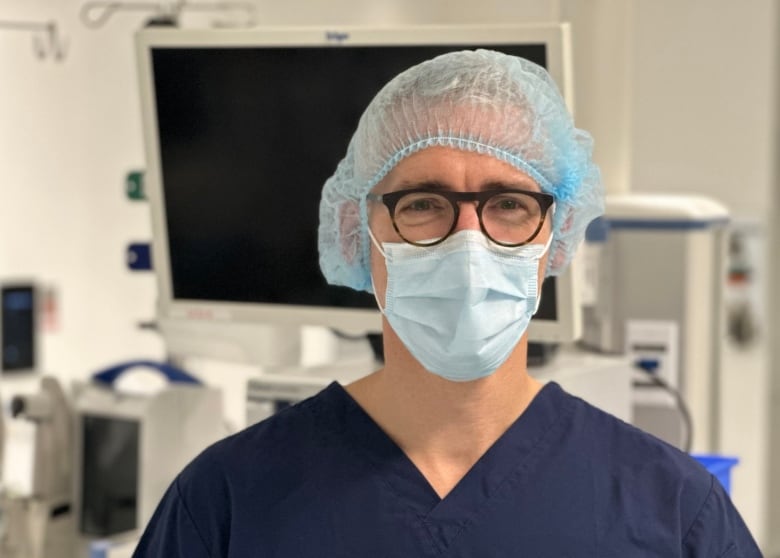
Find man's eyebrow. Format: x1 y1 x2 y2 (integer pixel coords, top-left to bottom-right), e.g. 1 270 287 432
393 180 451 191
390 178 540 192
481 180 540 192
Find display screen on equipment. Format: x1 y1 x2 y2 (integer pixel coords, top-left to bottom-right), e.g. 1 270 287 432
1 285 35 371
80 415 140 536
151 44 550 313
139 26 581 344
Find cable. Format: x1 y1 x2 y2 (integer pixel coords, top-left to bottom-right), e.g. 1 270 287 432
633 359 693 453
329 328 368 341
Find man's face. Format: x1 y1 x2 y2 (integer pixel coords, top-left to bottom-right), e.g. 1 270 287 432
367 146 552 309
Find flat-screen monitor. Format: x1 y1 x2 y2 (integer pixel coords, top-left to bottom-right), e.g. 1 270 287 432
80 415 140 536
135 25 581 365
1 284 36 372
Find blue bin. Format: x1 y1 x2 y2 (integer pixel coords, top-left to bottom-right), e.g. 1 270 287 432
692 454 739 494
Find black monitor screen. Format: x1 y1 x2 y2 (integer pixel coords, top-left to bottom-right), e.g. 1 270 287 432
80 416 140 536
152 44 547 310
1 286 35 371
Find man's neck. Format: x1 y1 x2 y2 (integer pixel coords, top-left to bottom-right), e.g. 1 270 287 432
344 324 543 498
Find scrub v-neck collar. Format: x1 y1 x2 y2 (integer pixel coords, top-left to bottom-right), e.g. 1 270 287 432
315 381 574 556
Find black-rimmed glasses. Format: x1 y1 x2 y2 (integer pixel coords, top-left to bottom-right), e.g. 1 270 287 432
366 188 554 247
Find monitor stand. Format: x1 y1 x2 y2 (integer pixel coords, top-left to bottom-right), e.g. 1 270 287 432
160 319 379 383
290 326 379 382
159 318 304 369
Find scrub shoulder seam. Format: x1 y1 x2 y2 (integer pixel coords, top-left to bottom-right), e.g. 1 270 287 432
175 475 215 558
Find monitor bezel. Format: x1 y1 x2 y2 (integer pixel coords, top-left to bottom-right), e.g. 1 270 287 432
136 24 580 340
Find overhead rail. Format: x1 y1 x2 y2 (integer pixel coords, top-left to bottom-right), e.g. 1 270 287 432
79 0 257 28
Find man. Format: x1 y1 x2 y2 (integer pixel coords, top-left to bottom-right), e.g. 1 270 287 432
134 50 761 557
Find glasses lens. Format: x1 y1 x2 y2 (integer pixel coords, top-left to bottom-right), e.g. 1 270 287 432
392 192 455 245
481 191 544 245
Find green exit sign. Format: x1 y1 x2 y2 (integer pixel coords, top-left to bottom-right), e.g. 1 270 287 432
126 170 145 200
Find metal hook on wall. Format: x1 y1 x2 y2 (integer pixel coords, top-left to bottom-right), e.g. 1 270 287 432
0 20 68 61
80 0 256 29
34 21 68 61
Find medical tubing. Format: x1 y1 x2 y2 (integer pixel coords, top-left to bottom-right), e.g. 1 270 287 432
633 360 693 453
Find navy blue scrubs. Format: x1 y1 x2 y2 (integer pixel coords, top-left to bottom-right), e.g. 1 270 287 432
133 382 761 557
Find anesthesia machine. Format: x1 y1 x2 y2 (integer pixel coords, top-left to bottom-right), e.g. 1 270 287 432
582 193 730 453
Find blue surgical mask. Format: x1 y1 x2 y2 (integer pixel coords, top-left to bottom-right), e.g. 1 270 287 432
369 229 552 382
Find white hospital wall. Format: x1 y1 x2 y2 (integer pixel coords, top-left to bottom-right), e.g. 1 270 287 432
629 1 775 218
0 0 165 391
0 0 777 549
768 5 780 554
769 169 780 551
624 0 777 548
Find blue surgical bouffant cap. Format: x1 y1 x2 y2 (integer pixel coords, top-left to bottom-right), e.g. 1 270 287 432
318 49 604 293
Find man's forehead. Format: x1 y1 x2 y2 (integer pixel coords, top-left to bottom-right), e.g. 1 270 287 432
378 146 541 193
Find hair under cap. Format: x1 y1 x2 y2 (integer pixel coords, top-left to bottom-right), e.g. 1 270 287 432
318 49 604 292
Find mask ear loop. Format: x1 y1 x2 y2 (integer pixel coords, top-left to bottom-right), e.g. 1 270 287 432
538 202 555 256
367 226 387 313
532 229 554 260
507 202 555 260
531 202 556 313
367 226 387 258
529 236 552 315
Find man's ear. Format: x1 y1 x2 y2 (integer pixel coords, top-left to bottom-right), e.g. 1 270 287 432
339 200 361 264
